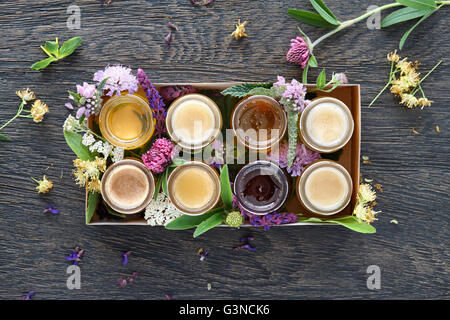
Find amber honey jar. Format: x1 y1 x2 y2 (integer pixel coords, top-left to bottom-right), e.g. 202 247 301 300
231 95 287 152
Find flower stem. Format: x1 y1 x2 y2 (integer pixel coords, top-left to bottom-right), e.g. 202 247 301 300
411 60 442 96
311 2 450 49
0 100 25 131
302 65 309 83
368 60 396 107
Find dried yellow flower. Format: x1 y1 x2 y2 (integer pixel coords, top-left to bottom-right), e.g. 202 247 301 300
16 88 36 103
34 175 53 194
417 98 432 108
73 156 106 191
387 50 400 63
358 183 376 203
354 203 376 224
30 99 49 123
231 19 247 40
390 219 398 224
396 58 416 75
400 93 418 108
435 125 440 133
412 128 420 135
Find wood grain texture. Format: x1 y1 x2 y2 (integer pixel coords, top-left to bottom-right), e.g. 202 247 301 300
0 0 449 300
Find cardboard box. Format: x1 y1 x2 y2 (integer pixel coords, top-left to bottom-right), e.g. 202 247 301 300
87 83 360 226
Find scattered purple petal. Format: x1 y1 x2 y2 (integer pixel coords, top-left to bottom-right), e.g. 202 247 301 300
165 32 172 49
65 102 74 110
233 235 256 251
65 247 84 265
191 0 213 6
43 206 59 214
165 294 173 300
121 251 131 265
22 291 35 300
198 248 209 261
118 278 127 287
168 22 178 31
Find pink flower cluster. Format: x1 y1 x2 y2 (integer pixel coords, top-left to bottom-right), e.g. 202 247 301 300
159 85 197 102
275 76 310 112
142 138 177 174
286 36 310 68
93 65 139 97
266 140 321 177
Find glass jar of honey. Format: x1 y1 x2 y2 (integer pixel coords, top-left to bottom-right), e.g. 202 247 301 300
99 94 155 150
231 95 287 152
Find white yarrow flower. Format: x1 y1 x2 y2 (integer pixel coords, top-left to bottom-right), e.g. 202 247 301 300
89 141 103 153
145 193 182 226
82 133 96 147
112 147 124 163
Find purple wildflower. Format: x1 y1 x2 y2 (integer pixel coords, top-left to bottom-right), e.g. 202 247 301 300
273 75 286 87
93 65 139 97
65 247 84 265
282 79 310 112
136 68 167 138
121 251 131 265
22 291 35 300
43 206 59 214
286 36 310 68
247 212 298 230
142 138 177 174
159 85 197 102
266 140 320 177
333 73 348 84
206 139 224 169
76 82 96 99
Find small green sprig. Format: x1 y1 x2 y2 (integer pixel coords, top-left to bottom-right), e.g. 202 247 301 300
31 37 82 70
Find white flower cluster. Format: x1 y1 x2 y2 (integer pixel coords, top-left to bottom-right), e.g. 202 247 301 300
144 193 182 226
81 133 124 163
63 115 88 132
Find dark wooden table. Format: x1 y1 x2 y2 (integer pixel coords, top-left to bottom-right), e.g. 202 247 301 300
0 0 448 300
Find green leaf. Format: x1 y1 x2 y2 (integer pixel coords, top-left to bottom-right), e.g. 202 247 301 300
63 130 94 161
0 133 10 141
381 7 433 27
308 54 318 68
395 0 436 10
96 77 108 93
287 9 336 27
331 216 376 233
220 165 233 210
165 208 226 230
310 0 340 25
297 215 376 233
162 168 169 196
153 175 163 200
59 37 82 58
247 87 275 97
221 83 273 98
170 158 186 167
316 68 326 89
30 57 56 70
86 192 99 224
193 211 227 238
44 40 59 57
399 8 436 50
105 204 126 218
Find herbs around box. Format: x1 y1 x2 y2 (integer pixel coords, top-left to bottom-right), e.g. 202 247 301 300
62 65 379 237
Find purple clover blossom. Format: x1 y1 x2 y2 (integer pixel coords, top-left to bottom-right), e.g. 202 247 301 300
273 76 286 87
65 247 84 265
333 73 348 84
43 206 59 214
286 36 310 69
22 291 35 300
266 140 321 177
121 251 131 265
76 82 96 99
93 65 139 97
142 138 177 174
